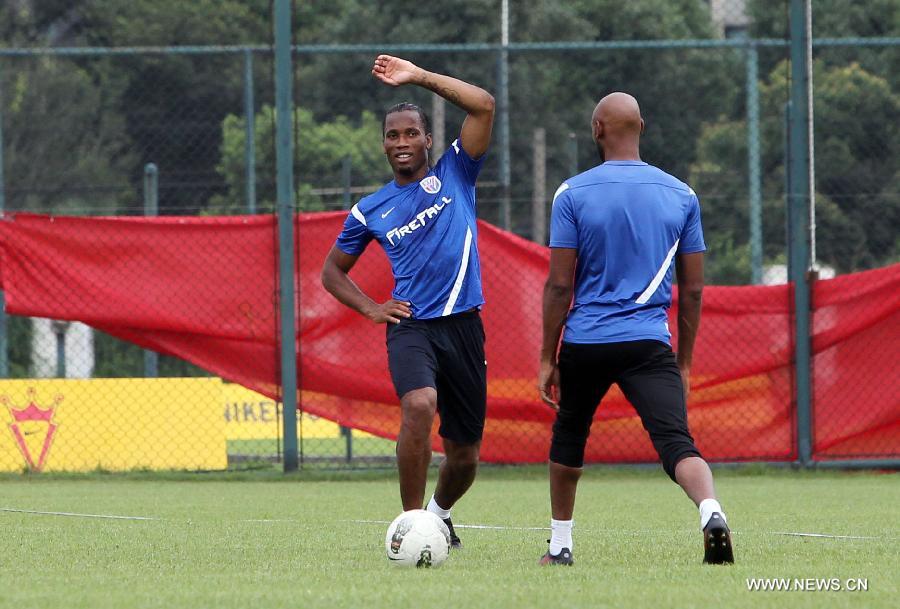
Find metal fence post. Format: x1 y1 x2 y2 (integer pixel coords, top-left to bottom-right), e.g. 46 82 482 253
789 0 813 466
341 424 353 463
274 0 299 472
143 163 159 215
497 0 511 230
244 49 257 214
431 93 445 160
531 127 546 244
143 164 159 378
0 62 7 378
341 156 352 209
567 132 578 177
51 320 69 378
746 42 763 284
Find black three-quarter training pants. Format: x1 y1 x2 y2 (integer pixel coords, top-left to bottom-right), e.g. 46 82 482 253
550 339 702 481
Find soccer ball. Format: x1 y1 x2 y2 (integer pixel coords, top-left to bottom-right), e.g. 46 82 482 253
384 509 451 568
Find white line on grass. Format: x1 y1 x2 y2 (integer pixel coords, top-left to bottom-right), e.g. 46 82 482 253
3 509 883 539
349 519 892 540
0 507 158 521
454 523 551 531
241 519 299 523
771 531 880 540
348 519 549 531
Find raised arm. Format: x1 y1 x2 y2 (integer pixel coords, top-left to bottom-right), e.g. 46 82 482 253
372 54 495 159
538 247 577 410
321 245 411 324
675 252 704 400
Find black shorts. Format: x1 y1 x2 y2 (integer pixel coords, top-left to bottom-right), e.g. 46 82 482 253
551 340 701 479
386 310 487 444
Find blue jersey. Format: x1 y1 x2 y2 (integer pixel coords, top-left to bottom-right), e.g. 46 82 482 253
335 138 485 319
549 160 706 345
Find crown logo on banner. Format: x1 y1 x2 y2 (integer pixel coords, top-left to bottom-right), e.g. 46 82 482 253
2 388 63 472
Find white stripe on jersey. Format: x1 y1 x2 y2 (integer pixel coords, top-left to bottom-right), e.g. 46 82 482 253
350 203 366 226
635 239 680 305
552 182 570 206
442 226 473 316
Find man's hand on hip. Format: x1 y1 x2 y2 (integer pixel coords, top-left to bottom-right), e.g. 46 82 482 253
365 299 412 324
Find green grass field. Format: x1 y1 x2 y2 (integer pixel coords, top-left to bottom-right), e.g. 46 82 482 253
1 467 896 609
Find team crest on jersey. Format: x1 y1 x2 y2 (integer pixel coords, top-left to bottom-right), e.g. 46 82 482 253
419 175 442 194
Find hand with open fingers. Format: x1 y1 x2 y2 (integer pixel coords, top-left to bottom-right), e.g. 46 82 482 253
538 360 561 411
367 299 412 324
372 55 421 87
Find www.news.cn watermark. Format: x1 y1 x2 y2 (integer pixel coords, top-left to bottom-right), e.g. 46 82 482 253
747 578 869 592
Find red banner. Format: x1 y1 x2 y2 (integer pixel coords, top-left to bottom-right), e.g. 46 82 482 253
1 212 897 463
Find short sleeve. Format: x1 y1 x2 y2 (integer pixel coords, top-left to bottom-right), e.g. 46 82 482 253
549 183 578 248
335 203 373 256
678 193 706 254
437 137 485 186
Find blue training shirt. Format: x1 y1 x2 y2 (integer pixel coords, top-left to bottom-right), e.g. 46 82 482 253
549 160 706 345
335 137 485 319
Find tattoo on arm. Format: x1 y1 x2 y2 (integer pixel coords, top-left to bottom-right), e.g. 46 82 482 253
438 86 460 104
423 76 461 104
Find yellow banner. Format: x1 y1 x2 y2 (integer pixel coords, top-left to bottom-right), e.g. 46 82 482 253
0 378 226 472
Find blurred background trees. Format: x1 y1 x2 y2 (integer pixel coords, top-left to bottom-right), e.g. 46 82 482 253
1 0 897 280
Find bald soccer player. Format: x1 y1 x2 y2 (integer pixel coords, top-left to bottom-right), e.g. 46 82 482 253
537 93 734 566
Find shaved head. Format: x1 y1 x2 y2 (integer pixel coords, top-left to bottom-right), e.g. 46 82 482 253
593 92 643 134
592 92 644 161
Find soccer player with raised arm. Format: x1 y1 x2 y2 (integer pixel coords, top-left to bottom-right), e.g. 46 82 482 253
538 92 733 566
321 55 494 549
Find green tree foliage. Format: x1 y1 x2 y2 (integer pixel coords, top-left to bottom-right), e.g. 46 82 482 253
503 0 739 213
747 0 900 78
71 0 270 214
210 106 389 213
3 0 271 214
692 59 899 280
1 2 135 213
749 0 899 39
1 56 135 213
285 0 739 231
0 0 894 302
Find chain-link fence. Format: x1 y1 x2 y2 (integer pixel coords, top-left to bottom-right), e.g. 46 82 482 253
0 0 896 471
808 36 899 463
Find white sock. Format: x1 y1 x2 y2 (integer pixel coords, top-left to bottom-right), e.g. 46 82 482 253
699 498 726 530
426 495 451 520
549 519 573 554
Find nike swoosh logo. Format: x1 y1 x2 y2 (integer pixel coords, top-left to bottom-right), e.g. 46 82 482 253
441 197 451 204
387 556 404 561
381 207 396 219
